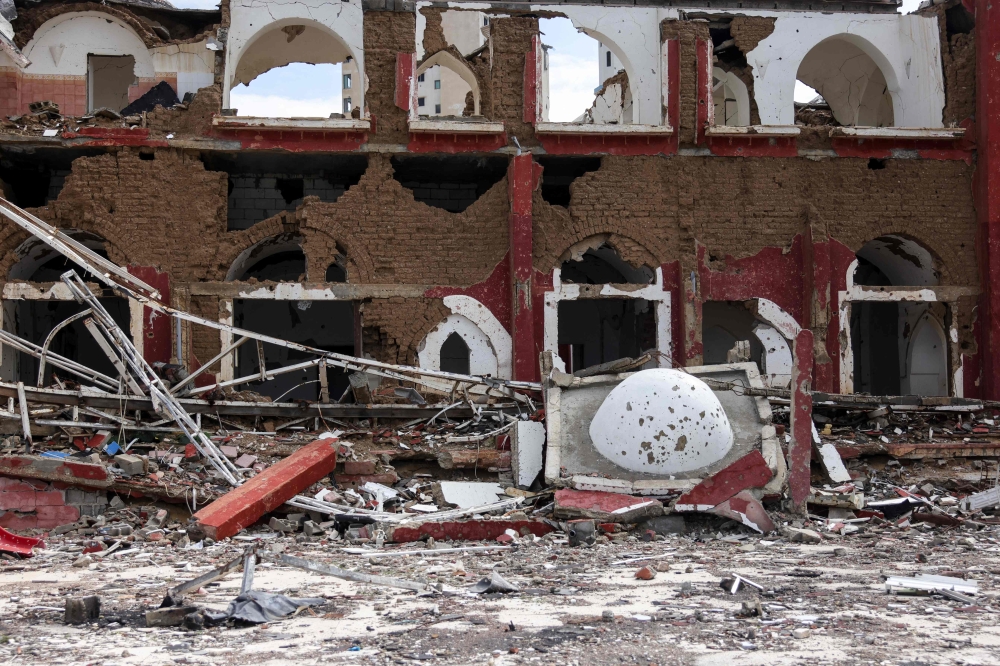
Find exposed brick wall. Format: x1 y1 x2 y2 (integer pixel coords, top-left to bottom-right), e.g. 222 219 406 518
364 11 416 144
533 155 978 288
189 295 222 370
227 174 347 230
361 297 450 365
729 17 775 54
146 84 221 136
919 0 975 126
661 20 710 145
488 17 537 146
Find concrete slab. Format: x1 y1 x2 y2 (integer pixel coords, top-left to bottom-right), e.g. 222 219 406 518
553 488 663 522
674 450 773 512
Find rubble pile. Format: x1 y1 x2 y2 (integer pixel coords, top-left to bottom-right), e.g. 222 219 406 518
0 197 997 664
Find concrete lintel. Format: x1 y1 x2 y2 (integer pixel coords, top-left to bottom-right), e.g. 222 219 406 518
705 125 800 136
409 119 505 134
535 122 674 135
188 282 433 299
211 117 372 131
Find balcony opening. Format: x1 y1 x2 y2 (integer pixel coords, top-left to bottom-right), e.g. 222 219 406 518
796 36 895 127
88 55 136 114
229 22 359 119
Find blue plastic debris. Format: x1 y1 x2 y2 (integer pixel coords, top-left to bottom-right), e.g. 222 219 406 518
40 451 71 459
104 441 121 456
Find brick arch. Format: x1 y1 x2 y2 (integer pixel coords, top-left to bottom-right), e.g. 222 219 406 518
841 230 963 287
362 298 451 366
532 195 663 275
214 214 302 282
0 224 134 282
298 226 374 284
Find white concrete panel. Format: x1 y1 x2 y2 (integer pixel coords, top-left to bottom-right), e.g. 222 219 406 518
753 323 792 389
589 369 734 475
417 313 499 378
531 5 663 125
511 420 545 488
22 13 155 77
442 294 511 378
176 71 216 99
743 12 944 128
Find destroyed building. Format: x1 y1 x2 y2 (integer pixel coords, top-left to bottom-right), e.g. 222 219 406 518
0 0 997 660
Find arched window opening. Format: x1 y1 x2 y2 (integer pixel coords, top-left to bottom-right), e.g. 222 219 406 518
713 68 750 127
230 22 358 118
4 233 130 387
416 50 481 118
538 17 631 124
227 235 306 282
440 331 471 374
559 243 653 285
326 256 347 283
850 236 947 396
796 36 894 127
702 301 792 389
9 231 109 282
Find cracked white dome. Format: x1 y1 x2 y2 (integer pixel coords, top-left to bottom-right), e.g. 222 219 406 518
589 368 734 474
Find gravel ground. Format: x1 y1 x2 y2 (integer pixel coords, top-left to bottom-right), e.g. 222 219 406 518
0 517 998 666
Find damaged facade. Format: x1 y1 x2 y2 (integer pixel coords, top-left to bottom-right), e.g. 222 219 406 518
0 0 997 653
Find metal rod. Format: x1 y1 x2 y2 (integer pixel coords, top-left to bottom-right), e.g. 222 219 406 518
82 318 144 395
0 328 119 391
36 309 92 387
16 382 31 452
188 359 322 396
61 271 241 486
169 336 249 395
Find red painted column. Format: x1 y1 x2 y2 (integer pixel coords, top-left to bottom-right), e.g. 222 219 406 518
789 328 814 513
509 154 539 382
395 52 416 112
127 266 171 365
976 0 1000 399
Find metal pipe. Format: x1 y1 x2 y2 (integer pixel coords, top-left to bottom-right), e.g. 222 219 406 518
36 309 92 387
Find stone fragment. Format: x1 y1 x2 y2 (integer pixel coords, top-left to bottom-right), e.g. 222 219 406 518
64 596 100 624
115 454 145 476
782 526 822 543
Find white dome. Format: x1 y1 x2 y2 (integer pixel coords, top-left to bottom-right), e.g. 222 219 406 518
589 368 734 474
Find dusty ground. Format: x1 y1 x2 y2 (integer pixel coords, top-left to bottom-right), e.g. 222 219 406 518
0 520 997 666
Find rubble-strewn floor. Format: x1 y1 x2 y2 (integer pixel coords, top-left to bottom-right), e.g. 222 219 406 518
1 523 998 666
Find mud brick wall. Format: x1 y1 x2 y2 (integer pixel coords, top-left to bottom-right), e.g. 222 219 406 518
361 297 450 365
919 0 976 127
533 155 978 288
365 11 417 145
661 20 710 146
294 154 508 285
488 17 538 146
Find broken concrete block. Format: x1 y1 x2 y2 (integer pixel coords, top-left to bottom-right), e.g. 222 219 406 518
234 454 258 468
553 489 663 523
814 441 852 484
114 454 145 476
638 515 686 535
109 496 125 511
64 596 100 624
709 491 775 534
145 509 168 529
302 520 325 536
145 606 199 628
269 517 298 533
781 526 822 544
674 450 774 511
635 566 656 580
511 420 544 488
434 481 505 509
220 446 239 459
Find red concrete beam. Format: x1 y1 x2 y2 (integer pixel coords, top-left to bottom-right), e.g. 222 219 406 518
789 329 814 512
191 438 341 540
0 457 111 488
674 450 773 511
